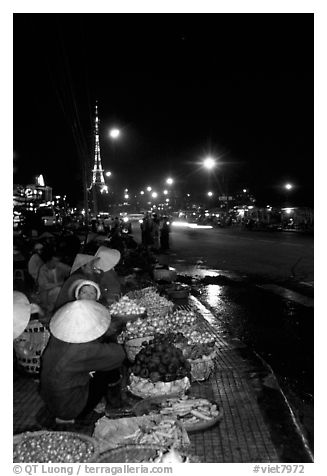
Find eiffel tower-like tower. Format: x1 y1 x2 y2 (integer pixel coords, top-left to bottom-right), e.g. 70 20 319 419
89 102 108 215
91 101 106 188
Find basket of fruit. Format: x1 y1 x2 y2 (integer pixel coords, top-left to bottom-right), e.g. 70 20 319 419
13 431 99 463
178 340 217 382
124 336 155 362
188 353 216 381
109 296 147 323
98 445 200 463
127 336 191 398
133 395 223 433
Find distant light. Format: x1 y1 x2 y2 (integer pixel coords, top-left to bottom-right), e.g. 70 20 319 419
207 191 213 197
146 186 152 192
163 190 168 195
248 205 254 209
165 198 170 202
140 191 145 195
37 174 45 187
123 217 129 222
243 189 247 193
124 188 128 192
285 208 293 214
205 212 210 217
124 194 129 199
109 128 120 139
187 194 190 197
152 192 158 198
285 183 293 190
203 157 216 170
139 219 143 224
166 178 174 185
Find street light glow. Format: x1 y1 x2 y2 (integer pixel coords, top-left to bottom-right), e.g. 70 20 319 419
124 194 129 199
163 190 168 195
203 157 216 170
140 191 144 195
109 128 120 139
166 178 174 185
105 171 112 177
243 189 247 193
152 192 158 198
207 191 213 197
285 183 293 190
146 186 152 192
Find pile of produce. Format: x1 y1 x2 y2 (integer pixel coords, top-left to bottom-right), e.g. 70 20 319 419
168 309 197 329
93 415 189 452
182 329 216 346
13 431 97 463
182 342 216 360
159 396 220 425
122 315 167 340
120 310 198 342
134 395 221 430
109 296 146 317
131 336 191 383
134 289 174 319
129 418 187 446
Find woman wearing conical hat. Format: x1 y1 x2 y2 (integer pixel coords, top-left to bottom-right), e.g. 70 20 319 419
54 246 122 310
40 300 126 426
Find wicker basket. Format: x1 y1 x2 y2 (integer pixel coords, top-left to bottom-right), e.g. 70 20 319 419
13 430 100 463
13 319 50 375
189 351 217 382
124 335 154 362
98 444 201 463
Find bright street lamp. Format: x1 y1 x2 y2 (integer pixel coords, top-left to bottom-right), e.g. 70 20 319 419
152 192 158 198
203 157 216 170
140 191 145 195
109 128 120 139
285 183 293 190
163 190 168 195
105 171 112 177
166 178 174 185
207 191 213 197
146 186 152 192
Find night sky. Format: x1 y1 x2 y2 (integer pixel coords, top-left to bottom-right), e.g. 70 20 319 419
13 13 313 207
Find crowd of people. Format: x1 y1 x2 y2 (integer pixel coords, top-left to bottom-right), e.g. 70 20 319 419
13 212 172 430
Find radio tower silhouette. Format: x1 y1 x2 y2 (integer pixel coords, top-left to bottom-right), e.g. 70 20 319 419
91 101 106 188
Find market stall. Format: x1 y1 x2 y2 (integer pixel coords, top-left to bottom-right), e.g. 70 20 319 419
14 280 224 463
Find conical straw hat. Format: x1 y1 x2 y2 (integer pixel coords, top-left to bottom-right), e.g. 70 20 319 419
70 253 96 275
50 300 111 343
94 246 120 272
13 291 31 339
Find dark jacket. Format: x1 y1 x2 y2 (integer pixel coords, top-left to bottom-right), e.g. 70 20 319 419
40 336 125 419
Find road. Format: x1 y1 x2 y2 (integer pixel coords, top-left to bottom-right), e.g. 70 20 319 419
166 226 314 283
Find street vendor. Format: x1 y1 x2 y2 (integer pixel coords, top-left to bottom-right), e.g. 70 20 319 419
54 246 122 310
40 300 126 426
